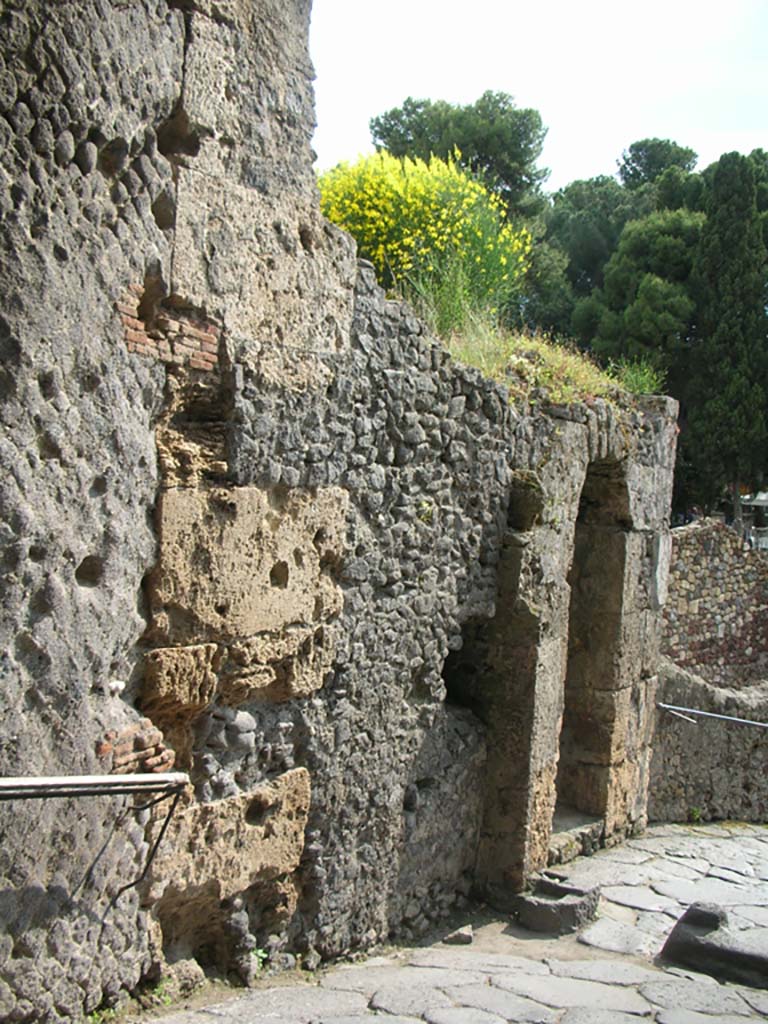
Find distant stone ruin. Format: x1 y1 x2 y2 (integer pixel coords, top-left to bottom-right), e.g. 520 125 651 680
0 2 677 1020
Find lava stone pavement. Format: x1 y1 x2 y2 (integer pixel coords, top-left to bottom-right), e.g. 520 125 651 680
154 823 768 1024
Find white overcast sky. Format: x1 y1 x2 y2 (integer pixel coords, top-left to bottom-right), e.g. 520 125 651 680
309 0 767 193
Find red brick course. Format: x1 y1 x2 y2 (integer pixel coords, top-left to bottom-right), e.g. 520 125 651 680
118 288 220 371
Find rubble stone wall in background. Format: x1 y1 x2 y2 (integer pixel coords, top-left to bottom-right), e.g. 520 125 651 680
651 522 768 823
662 520 768 687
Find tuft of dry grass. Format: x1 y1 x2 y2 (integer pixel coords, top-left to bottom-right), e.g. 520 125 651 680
443 319 626 406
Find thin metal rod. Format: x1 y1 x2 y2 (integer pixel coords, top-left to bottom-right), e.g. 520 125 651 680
0 772 189 801
103 788 183 920
658 703 768 729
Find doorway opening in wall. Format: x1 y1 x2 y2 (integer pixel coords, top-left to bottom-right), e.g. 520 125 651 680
551 461 631 866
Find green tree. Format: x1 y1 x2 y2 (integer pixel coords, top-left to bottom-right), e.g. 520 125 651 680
545 176 656 299
369 91 547 218
685 152 768 516
617 138 697 190
573 208 703 393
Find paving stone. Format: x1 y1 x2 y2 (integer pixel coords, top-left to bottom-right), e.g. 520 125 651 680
737 987 768 1016
733 905 768 927
319 1017 421 1024
602 884 681 913
635 910 677 937
546 957 662 985
709 866 757 884
577 917 658 957
424 1009 505 1024
370 984 453 1017
598 898 637 925
491 972 651 1014
655 1012 755 1024
408 949 550 976
652 877 768 907
442 982 558 1023
595 846 652 865
322 964 487 995
560 1011 652 1024
198 987 369 1021
651 857 707 880
639 977 752 1016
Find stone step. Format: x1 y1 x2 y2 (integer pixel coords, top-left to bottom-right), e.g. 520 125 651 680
548 805 604 866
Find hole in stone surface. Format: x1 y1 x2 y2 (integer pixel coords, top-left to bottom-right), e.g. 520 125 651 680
151 188 176 231
30 588 51 615
75 555 104 587
137 261 167 323
156 106 201 160
293 548 304 568
28 544 47 562
298 223 314 252
53 244 69 262
269 561 289 588
98 137 129 176
245 793 276 827
214 602 229 617
312 528 327 550
37 432 63 461
37 370 56 399
89 475 107 497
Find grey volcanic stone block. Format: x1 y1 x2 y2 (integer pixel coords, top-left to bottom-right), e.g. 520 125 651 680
506 875 600 935
660 901 768 989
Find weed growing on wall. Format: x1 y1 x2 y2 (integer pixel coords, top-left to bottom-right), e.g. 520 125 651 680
318 151 531 333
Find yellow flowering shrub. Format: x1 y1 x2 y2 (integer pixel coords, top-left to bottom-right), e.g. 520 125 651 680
318 152 531 332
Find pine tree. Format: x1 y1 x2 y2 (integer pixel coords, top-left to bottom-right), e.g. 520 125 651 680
686 153 768 517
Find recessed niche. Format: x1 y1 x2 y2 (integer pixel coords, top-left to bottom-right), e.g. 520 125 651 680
245 793 275 827
269 561 289 588
75 555 104 587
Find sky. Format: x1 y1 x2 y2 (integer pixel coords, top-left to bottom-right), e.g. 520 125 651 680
309 0 767 193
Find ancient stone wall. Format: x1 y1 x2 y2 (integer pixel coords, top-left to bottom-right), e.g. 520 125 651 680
0 2 677 1020
662 520 768 687
649 659 768 823
650 521 768 824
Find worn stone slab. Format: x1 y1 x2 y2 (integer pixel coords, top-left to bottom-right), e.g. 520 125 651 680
736 987 768 1016
408 949 550 976
319 1017 421 1024
491 972 651 1014
442 982 558 1023
602 884 681 913
370 984 453 1018
599 898 637 925
734 905 768 927
651 857 707 880
322 964 488 994
560 1012 652 1024
577 917 658 957
595 846 653 865
546 957 662 986
652 877 768 907
655 1012 755 1024
635 910 677 937
198 987 369 1020
640 976 752 1016
662 903 768 989
424 1010 505 1024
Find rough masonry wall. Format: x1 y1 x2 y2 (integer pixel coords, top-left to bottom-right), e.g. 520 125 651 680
649 659 768 823
662 520 768 687
0 2 678 1020
650 521 768 824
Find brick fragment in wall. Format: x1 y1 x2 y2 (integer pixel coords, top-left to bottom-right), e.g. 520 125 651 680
117 287 221 371
95 718 176 774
